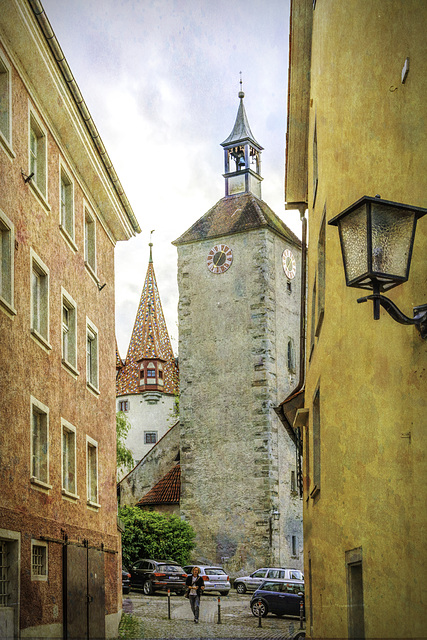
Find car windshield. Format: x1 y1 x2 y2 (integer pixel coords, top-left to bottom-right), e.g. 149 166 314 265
158 564 183 572
205 568 226 575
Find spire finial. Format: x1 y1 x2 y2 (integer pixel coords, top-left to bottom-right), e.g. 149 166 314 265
149 230 155 263
238 71 244 99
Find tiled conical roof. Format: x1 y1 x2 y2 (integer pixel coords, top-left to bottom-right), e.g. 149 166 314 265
137 464 181 506
116 245 179 396
116 338 124 370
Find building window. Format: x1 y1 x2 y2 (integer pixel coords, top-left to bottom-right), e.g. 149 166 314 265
60 165 74 241
0 52 11 147
144 431 157 445
312 118 318 207
287 338 296 373
86 319 99 392
31 396 49 487
0 540 9 605
31 541 48 581
291 470 296 494
62 289 77 372
119 400 129 412
29 111 47 198
316 211 326 337
292 535 297 557
31 250 50 347
312 386 321 497
0 209 15 313
87 438 99 506
309 275 317 360
62 420 77 496
346 548 365 639
84 207 96 275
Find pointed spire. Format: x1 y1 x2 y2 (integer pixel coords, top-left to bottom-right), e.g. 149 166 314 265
116 243 179 396
221 78 262 149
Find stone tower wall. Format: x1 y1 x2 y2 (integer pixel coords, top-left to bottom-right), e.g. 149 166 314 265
177 227 302 573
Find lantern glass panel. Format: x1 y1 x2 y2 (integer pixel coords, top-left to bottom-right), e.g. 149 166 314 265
339 204 368 284
371 203 416 280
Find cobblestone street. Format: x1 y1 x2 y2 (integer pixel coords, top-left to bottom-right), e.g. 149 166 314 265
122 590 305 639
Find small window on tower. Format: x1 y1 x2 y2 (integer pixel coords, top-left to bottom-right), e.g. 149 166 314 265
147 369 156 377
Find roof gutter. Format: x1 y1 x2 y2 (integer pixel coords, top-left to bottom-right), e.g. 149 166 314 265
28 0 141 235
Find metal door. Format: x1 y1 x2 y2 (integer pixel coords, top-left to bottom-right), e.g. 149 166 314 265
64 544 105 639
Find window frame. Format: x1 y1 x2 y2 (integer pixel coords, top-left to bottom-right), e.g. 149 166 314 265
61 418 78 499
84 204 97 279
0 50 14 157
118 399 129 412
30 395 51 491
31 540 48 582
61 287 78 375
0 208 16 316
86 436 100 508
30 249 51 350
59 161 76 248
28 107 48 205
144 431 158 445
86 317 99 394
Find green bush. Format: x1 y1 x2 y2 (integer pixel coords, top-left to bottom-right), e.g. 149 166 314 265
119 506 196 568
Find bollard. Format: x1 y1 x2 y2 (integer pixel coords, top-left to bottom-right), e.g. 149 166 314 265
167 589 171 620
299 593 304 629
257 600 262 628
217 595 221 624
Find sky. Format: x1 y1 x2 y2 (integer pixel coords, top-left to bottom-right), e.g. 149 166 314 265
41 0 301 357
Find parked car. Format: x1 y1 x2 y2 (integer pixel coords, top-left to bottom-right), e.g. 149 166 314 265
234 568 304 594
129 559 187 595
183 565 231 596
250 579 305 618
122 566 131 594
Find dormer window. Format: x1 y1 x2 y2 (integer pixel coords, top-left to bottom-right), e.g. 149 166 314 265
138 360 165 390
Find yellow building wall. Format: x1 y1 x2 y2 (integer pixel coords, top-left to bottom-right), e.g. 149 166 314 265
300 2 427 638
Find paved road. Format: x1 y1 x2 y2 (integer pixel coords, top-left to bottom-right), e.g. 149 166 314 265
122 590 305 639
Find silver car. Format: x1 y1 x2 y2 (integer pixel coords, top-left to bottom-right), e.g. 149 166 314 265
183 565 231 596
234 567 304 594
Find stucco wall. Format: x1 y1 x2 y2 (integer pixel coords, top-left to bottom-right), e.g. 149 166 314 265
293 1 427 638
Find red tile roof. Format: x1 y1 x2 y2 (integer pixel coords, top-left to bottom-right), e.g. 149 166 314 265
137 464 181 506
172 192 301 247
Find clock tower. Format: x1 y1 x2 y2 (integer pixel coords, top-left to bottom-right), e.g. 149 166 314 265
173 90 303 572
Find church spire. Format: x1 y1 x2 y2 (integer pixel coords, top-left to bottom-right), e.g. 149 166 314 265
221 79 263 199
116 242 179 396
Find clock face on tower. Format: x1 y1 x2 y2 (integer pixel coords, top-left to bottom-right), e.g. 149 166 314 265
207 244 233 274
282 249 297 279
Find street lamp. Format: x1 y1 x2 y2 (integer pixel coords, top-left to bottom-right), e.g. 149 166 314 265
328 195 427 338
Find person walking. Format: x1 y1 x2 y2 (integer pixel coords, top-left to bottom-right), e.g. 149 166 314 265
185 566 204 623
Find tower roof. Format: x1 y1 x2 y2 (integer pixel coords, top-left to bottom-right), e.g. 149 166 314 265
172 192 301 247
221 91 263 150
116 245 179 396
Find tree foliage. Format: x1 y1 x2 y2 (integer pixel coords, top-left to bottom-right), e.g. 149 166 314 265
119 505 196 568
117 411 134 479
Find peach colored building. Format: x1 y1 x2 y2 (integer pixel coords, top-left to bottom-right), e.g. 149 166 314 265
0 1 139 638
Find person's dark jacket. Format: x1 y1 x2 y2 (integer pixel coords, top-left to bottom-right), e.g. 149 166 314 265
185 574 204 597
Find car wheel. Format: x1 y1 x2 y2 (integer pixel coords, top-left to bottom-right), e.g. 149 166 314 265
236 583 246 594
143 579 153 595
220 591 229 596
251 600 268 618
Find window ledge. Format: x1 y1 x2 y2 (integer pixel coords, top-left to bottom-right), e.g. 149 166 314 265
60 225 78 252
84 261 99 284
87 381 100 396
87 500 101 511
62 489 79 501
310 484 320 499
29 180 51 213
31 328 52 352
0 295 17 317
31 477 52 491
31 573 48 582
0 132 15 159
62 359 79 378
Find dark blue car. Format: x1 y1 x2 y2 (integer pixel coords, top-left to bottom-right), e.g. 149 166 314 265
250 579 305 618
